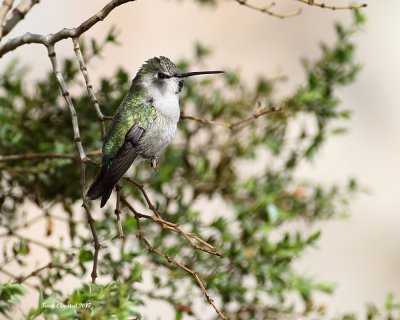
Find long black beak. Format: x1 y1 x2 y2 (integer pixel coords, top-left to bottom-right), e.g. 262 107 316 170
174 70 224 78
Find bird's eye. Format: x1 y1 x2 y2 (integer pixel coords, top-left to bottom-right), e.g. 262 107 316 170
157 72 169 79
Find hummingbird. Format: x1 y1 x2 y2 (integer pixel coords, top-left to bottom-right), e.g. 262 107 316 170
86 56 224 207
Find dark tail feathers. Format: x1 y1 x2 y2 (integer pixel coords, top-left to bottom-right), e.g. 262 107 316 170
86 168 114 207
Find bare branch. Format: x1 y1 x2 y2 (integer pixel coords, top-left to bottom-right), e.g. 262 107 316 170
121 195 222 256
47 44 86 160
15 262 55 284
121 181 223 257
2 0 40 38
123 197 227 320
125 177 160 218
0 149 101 163
0 0 14 39
296 0 367 10
80 161 101 284
0 152 77 162
15 254 73 284
181 105 282 129
72 37 107 139
235 0 367 17
235 0 301 19
0 0 136 58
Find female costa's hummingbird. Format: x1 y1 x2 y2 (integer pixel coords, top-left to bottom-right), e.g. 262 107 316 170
86 56 224 207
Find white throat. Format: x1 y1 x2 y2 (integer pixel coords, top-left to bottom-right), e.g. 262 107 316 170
151 89 180 123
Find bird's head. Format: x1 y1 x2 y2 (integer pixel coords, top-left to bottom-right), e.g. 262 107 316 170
134 56 224 97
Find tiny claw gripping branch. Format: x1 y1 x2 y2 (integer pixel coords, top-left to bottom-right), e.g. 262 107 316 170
150 156 159 171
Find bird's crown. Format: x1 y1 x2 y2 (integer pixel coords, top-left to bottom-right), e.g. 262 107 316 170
138 56 178 76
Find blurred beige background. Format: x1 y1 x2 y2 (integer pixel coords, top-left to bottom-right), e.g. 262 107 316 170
1 0 400 318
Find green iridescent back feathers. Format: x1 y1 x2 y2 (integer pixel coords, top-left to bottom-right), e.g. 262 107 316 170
102 90 156 169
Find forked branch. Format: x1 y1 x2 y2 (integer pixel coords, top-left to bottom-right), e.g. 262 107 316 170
181 105 282 129
296 0 367 10
0 0 136 58
15 254 74 284
123 197 227 320
120 193 223 258
235 0 301 19
235 0 367 18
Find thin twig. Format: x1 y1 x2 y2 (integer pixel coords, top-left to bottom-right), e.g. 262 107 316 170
181 106 282 130
114 183 124 239
0 149 101 163
120 196 226 316
47 44 86 160
0 0 136 58
122 195 221 257
0 269 37 290
15 263 55 283
235 0 301 19
15 254 74 284
72 37 106 139
2 0 40 38
0 152 77 162
80 161 101 283
296 0 367 10
131 207 227 320
121 182 222 257
0 0 14 39
125 177 160 218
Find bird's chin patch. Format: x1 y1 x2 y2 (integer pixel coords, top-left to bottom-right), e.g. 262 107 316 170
176 80 184 94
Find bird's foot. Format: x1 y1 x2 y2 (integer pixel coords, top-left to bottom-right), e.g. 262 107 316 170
150 156 159 171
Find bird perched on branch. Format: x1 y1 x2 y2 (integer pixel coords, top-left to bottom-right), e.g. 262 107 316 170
86 56 224 207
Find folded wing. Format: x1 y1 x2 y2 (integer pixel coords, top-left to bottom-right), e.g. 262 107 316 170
86 124 145 207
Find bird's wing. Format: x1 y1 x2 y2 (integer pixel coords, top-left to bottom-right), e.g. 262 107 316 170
102 96 157 184
86 91 157 206
103 124 145 187
86 124 145 202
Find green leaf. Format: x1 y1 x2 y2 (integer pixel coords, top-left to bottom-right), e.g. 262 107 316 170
131 263 143 282
266 203 279 223
331 127 349 135
79 248 94 263
353 8 366 25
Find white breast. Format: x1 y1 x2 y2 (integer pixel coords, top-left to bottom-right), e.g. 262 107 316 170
152 91 180 123
140 92 180 158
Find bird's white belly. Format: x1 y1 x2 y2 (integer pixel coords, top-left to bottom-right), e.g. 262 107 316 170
141 118 177 156
139 93 180 158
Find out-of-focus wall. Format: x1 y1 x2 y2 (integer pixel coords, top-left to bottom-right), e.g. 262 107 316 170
2 0 399 318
